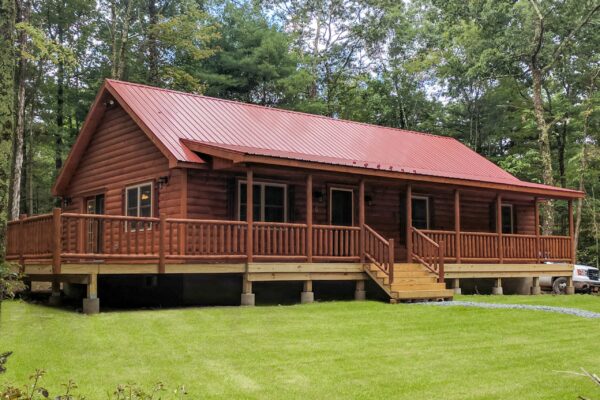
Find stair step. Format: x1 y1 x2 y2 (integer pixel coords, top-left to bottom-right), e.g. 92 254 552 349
392 277 438 284
391 283 447 291
394 271 432 278
392 289 454 300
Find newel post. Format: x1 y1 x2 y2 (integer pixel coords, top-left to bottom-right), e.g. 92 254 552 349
18 214 27 268
388 238 394 284
496 194 503 263
454 190 461 263
534 198 541 263
52 208 62 274
438 239 445 283
159 213 166 274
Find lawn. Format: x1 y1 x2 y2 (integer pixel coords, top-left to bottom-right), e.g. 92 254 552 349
456 293 600 313
0 297 599 399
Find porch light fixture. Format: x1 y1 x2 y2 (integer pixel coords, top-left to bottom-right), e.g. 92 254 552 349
62 197 72 207
157 175 169 189
314 190 325 203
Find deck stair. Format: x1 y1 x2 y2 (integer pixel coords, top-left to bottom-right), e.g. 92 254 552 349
365 263 454 302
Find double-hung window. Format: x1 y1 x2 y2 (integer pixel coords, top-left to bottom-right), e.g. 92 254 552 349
238 181 287 222
411 196 430 229
126 182 153 230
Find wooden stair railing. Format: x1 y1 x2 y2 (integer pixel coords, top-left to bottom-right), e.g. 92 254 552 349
411 227 445 283
363 224 395 284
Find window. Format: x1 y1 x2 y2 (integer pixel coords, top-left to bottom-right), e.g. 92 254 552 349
412 196 430 229
329 188 354 226
126 183 153 230
501 204 514 234
238 181 287 222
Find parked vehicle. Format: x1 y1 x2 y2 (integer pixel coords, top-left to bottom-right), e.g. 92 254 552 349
540 264 600 294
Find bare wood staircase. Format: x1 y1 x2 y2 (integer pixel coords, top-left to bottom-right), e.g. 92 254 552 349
362 224 453 302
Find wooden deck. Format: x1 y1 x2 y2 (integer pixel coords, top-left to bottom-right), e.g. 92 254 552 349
5 209 575 311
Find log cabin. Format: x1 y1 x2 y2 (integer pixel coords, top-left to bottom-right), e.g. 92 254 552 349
5 79 584 313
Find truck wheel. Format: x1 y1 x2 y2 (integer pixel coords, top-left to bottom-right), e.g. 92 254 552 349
553 277 568 294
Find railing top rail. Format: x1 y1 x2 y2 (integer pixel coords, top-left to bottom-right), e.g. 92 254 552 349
420 229 455 235
7 213 53 224
364 224 389 243
254 221 307 228
62 213 160 222
503 234 537 239
166 217 247 225
540 235 572 239
412 227 439 248
460 231 499 237
313 224 361 231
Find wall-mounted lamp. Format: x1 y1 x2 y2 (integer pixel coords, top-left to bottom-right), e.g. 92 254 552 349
62 197 72 207
365 195 374 207
104 99 115 108
157 175 169 189
313 190 325 203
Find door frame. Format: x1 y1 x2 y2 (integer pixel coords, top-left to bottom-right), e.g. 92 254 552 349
328 186 355 226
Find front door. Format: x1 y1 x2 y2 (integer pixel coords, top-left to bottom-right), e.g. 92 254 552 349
330 188 354 226
86 194 105 253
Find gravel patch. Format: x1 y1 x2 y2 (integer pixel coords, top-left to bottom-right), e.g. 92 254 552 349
420 300 600 319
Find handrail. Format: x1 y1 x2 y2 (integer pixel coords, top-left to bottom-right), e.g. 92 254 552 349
412 227 445 282
364 224 394 283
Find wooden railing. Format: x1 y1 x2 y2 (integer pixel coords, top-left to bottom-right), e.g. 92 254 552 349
169 219 247 260
411 227 444 282
312 225 361 261
420 230 455 259
540 236 572 262
460 232 499 261
6 213 53 260
364 224 394 282
253 222 307 259
502 234 537 261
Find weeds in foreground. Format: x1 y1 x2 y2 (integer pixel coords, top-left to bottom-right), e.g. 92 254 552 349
0 352 187 399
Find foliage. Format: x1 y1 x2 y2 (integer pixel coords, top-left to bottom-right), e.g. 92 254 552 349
0 262 25 301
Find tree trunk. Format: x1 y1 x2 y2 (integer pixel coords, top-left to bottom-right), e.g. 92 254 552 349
147 0 159 84
8 0 30 221
531 66 555 234
114 0 134 80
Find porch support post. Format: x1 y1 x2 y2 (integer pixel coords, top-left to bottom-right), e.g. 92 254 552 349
406 184 412 263
534 198 541 263
568 199 576 265
530 277 541 295
241 274 255 306
52 207 62 274
452 278 461 295
82 273 100 314
306 174 313 263
454 189 461 263
492 277 503 295
246 168 253 263
301 280 314 304
355 280 366 301
49 280 61 306
566 276 575 295
359 179 365 263
496 194 503 263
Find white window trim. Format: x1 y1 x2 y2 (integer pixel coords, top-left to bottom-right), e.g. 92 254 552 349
238 180 288 222
412 195 430 230
501 203 514 234
125 182 154 231
329 187 354 226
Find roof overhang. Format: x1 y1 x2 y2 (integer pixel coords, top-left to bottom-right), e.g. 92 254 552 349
181 139 584 200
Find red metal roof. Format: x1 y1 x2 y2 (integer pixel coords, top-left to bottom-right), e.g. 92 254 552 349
104 79 580 195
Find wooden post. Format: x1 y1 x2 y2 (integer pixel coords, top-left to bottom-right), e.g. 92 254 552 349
18 214 27 269
568 199 575 264
306 174 313 263
246 169 254 263
159 213 166 273
52 208 62 274
87 273 98 299
359 179 365 263
438 239 445 283
496 194 503 263
534 198 541 263
388 238 395 284
406 184 412 263
454 190 461 263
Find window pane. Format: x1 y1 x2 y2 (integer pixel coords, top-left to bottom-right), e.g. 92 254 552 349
126 188 138 216
502 206 513 234
265 206 284 222
140 185 152 212
239 183 262 221
412 198 428 229
265 185 284 207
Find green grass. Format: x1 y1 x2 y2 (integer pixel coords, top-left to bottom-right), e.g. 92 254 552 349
1 297 599 399
456 293 600 313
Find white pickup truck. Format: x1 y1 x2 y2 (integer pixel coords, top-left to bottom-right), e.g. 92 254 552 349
540 264 600 294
